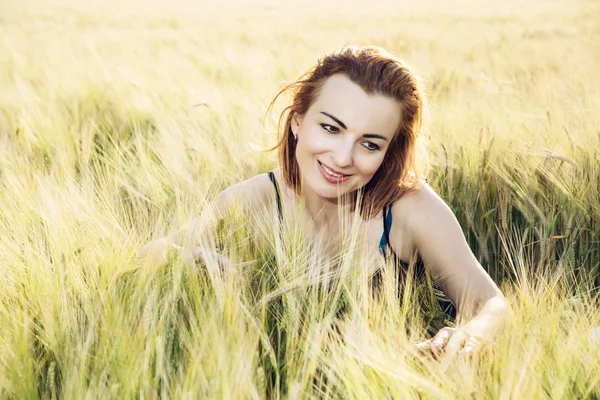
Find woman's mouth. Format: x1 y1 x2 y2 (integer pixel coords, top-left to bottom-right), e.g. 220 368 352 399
318 161 352 184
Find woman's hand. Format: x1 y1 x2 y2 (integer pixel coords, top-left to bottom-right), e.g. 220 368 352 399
413 327 483 358
139 237 172 268
189 246 234 273
414 296 511 359
139 237 237 274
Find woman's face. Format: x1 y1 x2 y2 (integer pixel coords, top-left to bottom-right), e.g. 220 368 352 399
291 73 401 201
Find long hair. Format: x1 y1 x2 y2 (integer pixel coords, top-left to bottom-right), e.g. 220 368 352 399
267 45 429 218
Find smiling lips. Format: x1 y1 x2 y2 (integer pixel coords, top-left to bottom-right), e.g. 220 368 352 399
318 161 352 184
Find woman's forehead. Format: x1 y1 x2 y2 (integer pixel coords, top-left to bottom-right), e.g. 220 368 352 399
310 74 402 137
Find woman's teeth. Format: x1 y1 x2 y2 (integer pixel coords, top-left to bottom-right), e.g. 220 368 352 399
321 163 342 177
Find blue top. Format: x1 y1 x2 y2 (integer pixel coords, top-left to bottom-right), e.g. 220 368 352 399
268 171 396 260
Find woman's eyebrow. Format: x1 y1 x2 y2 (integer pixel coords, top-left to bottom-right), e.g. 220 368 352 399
363 133 388 141
320 111 347 129
320 111 388 141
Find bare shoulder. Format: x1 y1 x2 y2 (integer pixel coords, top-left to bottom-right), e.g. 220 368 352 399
391 180 451 222
214 171 277 213
389 180 458 241
171 171 278 247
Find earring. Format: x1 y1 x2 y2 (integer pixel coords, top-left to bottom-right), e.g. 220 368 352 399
293 133 298 140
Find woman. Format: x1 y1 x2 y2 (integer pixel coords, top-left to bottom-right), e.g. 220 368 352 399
143 46 511 358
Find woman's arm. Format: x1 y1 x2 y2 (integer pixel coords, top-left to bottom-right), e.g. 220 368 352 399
389 181 512 356
140 173 275 268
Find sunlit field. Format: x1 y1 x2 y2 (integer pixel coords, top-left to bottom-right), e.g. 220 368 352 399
1 0 599 397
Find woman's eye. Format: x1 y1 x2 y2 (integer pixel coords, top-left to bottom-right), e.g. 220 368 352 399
362 142 380 151
320 124 339 134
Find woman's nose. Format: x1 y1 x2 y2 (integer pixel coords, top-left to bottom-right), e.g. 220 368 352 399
332 141 354 168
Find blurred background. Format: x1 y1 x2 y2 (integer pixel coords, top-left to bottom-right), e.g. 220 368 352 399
0 0 599 397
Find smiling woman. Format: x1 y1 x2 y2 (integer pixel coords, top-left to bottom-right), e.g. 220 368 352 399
291 75 401 202
271 47 427 220
141 45 511 386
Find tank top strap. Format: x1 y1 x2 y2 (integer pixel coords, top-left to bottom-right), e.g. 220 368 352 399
267 171 283 223
379 204 394 258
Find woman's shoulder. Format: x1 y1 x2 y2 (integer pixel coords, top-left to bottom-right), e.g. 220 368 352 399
389 180 452 229
214 170 278 210
386 180 461 260
389 179 459 238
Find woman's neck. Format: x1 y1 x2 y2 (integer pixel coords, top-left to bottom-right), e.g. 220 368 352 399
302 186 358 232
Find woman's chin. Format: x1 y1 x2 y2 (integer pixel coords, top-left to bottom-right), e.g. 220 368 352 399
300 169 359 199
312 183 357 200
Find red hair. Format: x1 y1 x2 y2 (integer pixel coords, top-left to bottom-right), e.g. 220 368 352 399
268 45 428 218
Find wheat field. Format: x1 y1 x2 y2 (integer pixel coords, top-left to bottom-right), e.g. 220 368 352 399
1 0 599 398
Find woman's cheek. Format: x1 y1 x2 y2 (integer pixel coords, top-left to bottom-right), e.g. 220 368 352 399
306 131 333 153
358 154 383 173
373 154 387 171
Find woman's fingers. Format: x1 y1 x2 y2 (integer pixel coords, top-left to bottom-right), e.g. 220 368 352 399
415 328 482 359
139 238 173 267
429 328 452 357
141 242 245 276
191 247 237 274
461 335 482 356
414 338 449 358
413 339 433 355
444 329 469 357
192 247 221 267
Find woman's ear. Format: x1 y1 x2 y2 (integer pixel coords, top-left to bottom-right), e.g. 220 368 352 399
291 112 303 136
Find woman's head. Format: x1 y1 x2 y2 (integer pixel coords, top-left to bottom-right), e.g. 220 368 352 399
271 45 428 218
